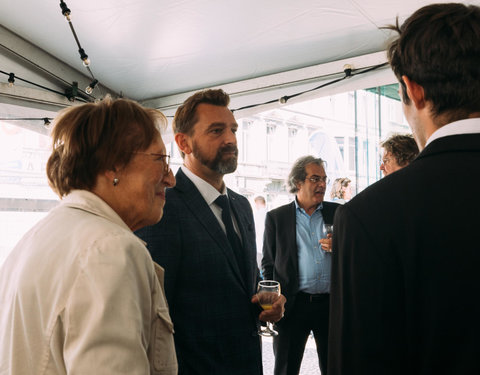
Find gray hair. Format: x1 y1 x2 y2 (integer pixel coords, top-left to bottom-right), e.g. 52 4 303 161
287 155 325 194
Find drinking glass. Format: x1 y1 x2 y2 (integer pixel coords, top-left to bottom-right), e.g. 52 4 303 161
324 224 333 236
257 280 281 337
321 223 333 253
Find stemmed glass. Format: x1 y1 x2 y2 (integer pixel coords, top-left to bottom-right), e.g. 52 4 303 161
321 224 333 253
257 280 281 337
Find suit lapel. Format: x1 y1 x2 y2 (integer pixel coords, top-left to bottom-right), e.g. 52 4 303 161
175 170 247 291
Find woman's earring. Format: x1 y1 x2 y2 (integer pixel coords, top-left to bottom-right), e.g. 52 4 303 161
113 178 119 186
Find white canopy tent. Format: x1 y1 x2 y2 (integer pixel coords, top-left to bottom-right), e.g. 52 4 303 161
2 0 479 122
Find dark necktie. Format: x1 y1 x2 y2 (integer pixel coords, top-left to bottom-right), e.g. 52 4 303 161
214 195 246 279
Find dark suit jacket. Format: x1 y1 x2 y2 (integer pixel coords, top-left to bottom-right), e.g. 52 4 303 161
136 169 262 375
262 200 339 318
328 133 480 375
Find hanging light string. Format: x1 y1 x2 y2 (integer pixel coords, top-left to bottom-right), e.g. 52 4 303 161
0 41 74 88
231 62 388 113
59 0 99 95
0 117 54 128
0 69 75 97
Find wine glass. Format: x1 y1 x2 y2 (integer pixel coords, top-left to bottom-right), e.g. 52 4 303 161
257 280 281 337
324 224 333 236
321 223 333 252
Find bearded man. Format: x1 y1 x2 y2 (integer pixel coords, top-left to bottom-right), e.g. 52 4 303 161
137 89 285 375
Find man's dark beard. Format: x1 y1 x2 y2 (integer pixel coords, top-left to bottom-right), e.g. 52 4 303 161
193 142 238 175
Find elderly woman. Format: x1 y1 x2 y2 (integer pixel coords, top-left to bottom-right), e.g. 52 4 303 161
0 97 177 374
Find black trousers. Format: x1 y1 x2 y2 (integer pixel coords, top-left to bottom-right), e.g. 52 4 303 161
272 292 329 375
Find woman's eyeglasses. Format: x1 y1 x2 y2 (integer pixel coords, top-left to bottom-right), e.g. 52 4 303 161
135 152 171 173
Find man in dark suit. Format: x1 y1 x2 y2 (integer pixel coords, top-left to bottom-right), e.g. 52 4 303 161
136 89 285 375
262 155 340 375
328 3 480 375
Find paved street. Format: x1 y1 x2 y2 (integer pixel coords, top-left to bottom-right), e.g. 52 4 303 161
262 335 321 375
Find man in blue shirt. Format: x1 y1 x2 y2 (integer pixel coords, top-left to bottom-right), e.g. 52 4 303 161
262 155 340 375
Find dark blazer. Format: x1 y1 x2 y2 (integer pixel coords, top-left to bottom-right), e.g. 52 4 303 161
328 133 480 375
262 200 339 318
136 169 262 375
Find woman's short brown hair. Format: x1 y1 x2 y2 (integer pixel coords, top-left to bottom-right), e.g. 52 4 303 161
46 96 167 197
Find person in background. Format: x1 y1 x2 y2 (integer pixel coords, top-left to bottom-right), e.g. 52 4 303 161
329 177 352 204
379 133 419 176
253 195 267 271
262 155 340 375
136 89 286 375
0 97 177 374
329 3 480 374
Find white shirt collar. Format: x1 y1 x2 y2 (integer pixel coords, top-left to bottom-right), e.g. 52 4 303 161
180 165 227 206
426 118 480 146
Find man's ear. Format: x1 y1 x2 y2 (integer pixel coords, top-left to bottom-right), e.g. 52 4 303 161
174 133 192 155
402 75 426 110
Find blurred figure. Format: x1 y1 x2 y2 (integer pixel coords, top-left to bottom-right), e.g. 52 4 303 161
330 177 352 204
263 155 340 375
0 97 177 374
329 4 480 374
253 195 267 271
379 133 419 176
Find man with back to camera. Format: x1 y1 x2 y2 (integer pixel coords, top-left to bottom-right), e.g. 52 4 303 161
136 88 286 375
328 3 480 375
262 155 340 375
379 133 419 176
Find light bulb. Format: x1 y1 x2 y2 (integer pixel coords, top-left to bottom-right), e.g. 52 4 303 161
8 73 15 87
82 58 91 67
64 13 71 22
85 79 98 94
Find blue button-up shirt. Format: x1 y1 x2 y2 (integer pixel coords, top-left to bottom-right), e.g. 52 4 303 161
295 198 331 294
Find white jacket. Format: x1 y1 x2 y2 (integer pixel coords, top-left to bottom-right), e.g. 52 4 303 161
0 190 177 375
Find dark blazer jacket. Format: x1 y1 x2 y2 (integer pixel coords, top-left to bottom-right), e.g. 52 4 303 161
328 133 480 375
262 200 339 318
136 169 262 375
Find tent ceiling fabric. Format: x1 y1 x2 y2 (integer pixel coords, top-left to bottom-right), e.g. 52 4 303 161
1 0 479 106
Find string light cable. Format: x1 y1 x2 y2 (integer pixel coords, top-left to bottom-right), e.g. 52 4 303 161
0 45 96 101
0 117 54 128
59 0 101 96
231 62 388 113
1 69 71 97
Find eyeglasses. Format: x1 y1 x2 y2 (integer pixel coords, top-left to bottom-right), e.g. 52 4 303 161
306 175 329 184
135 152 171 173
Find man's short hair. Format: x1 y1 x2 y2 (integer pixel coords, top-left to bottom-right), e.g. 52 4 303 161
287 156 325 194
173 89 230 135
380 133 419 167
386 3 480 122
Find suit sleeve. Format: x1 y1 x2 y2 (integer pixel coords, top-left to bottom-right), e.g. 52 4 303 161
261 211 276 281
328 204 406 375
